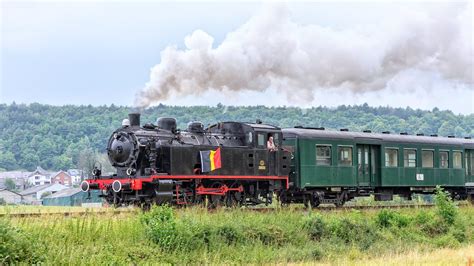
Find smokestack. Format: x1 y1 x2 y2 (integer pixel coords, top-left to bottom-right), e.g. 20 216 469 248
128 113 141 127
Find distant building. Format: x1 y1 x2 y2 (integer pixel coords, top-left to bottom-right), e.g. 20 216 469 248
42 188 102 206
0 189 22 204
0 171 29 190
20 183 67 205
27 166 51 186
51 171 73 187
67 169 83 185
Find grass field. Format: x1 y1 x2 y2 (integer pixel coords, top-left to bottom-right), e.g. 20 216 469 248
1 191 473 265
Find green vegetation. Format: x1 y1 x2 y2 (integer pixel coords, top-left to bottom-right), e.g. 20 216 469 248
4 178 16 191
0 103 473 171
1 189 473 264
0 219 43 264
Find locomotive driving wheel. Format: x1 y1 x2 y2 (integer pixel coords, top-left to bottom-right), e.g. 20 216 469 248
208 194 224 209
224 182 243 207
207 182 225 209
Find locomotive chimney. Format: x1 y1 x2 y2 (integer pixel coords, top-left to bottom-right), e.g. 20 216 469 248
128 113 141 127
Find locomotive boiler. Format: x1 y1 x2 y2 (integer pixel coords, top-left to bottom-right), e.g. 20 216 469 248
82 113 291 208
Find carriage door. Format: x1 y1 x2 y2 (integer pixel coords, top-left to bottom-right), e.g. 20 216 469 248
357 145 371 186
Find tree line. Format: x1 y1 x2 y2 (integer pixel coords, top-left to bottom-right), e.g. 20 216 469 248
0 102 472 172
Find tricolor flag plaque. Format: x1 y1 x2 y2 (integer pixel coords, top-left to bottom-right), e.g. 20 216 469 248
200 147 222 172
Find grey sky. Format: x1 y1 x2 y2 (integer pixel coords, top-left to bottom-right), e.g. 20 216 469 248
1 1 472 113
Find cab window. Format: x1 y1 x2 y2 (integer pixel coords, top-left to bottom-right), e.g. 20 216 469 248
257 133 266 148
273 133 280 146
246 132 253 145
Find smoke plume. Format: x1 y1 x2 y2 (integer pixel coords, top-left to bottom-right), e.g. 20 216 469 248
135 4 472 108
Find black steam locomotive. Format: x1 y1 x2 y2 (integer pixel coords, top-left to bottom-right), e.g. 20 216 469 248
82 113 291 207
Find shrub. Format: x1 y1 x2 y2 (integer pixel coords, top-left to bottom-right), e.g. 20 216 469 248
303 214 326 241
140 205 177 250
434 234 460 248
0 219 43 264
216 225 242 245
434 186 458 225
450 220 467 243
328 216 378 250
376 209 410 228
415 212 449 236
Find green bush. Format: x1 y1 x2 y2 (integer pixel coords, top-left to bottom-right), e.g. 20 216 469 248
303 213 326 241
0 219 43 264
450 220 467 243
327 216 378 250
415 212 449 236
376 209 410 228
140 205 177 250
216 224 242 245
434 186 458 225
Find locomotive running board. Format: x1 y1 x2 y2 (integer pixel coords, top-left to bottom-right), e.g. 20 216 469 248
85 175 289 191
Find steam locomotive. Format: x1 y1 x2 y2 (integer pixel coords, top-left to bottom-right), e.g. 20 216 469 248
82 113 291 207
82 113 474 208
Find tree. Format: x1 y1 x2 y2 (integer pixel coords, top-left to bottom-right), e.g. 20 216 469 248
0 103 472 171
0 152 17 171
4 178 16 191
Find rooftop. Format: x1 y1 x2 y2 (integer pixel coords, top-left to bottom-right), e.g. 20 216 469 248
43 188 83 198
283 128 474 148
19 183 67 195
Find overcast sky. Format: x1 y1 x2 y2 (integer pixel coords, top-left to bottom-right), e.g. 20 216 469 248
1 1 473 114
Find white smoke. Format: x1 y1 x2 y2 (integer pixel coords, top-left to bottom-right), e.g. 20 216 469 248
135 3 473 108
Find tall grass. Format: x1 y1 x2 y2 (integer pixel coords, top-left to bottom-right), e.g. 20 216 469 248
1 188 473 264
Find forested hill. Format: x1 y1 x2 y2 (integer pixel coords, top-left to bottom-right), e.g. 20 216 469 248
0 103 473 171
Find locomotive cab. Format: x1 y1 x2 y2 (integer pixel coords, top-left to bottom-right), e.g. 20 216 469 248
206 121 290 177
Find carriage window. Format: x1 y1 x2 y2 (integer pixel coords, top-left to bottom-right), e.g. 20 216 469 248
385 148 398 167
439 151 449 168
471 153 474 175
453 151 462 169
257 133 265 147
466 154 469 175
338 147 352 166
422 150 434 168
470 152 474 175
404 149 417 167
316 145 332 166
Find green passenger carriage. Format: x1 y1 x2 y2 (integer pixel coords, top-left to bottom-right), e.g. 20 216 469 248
281 127 474 207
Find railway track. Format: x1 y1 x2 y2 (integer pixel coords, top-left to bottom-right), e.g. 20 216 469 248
0 208 138 218
1 203 458 218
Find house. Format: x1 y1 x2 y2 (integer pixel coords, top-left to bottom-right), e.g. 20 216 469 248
20 183 67 205
0 189 22 204
51 170 73 187
67 169 83 185
27 166 51 186
0 171 29 190
42 188 102 206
